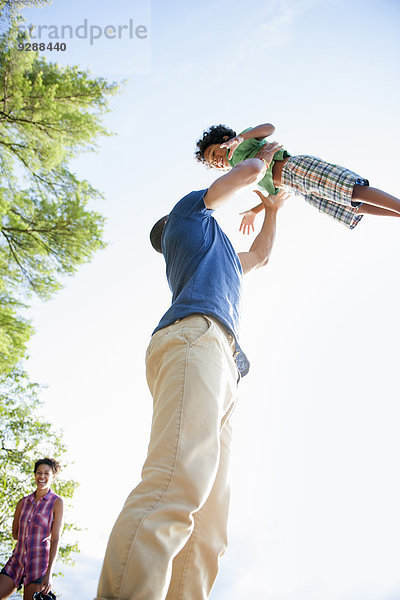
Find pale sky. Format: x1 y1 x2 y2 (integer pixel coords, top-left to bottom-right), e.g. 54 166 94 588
16 0 400 598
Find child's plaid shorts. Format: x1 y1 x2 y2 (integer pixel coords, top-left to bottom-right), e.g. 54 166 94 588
281 155 369 229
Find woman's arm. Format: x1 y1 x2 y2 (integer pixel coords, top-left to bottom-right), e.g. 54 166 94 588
41 497 64 595
11 499 23 540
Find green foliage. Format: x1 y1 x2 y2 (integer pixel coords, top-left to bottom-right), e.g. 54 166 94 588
0 8 118 580
0 1 52 27
0 21 118 373
1 171 105 298
0 290 32 371
0 8 119 582
0 28 117 169
0 0 51 9
0 368 79 568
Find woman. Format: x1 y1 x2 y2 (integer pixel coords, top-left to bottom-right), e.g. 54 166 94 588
0 458 64 600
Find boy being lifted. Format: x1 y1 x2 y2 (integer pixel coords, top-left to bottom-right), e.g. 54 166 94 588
195 122 400 232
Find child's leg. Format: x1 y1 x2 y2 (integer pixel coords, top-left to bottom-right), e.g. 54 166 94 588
352 185 400 215
355 203 400 217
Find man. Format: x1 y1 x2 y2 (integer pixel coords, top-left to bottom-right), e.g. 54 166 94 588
96 141 286 600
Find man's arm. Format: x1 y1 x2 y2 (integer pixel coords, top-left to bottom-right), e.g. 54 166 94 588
204 141 281 211
238 190 288 275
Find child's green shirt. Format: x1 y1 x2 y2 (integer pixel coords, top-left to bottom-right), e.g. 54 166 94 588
227 128 290 195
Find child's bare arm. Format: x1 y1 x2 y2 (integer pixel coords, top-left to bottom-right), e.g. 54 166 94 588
220 123 275 158
241 123 275 141
246 200 265 215
239 190 290 235
239 190 273 235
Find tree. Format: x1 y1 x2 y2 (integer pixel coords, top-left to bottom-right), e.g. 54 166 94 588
0 0 51 29
0 6 118 579
0 0 51 9
0 21 118 373
0 368 79 568
0 6 119 580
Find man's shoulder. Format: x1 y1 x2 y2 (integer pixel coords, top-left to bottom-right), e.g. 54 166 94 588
171 189 210 218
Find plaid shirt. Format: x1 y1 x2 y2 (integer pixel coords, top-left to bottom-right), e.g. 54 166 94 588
3 490 59 587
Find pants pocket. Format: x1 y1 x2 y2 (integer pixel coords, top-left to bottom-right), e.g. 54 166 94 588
182 315 213 346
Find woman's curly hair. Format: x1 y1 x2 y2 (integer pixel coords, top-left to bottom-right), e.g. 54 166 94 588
34 457 61 476
195 124 236 165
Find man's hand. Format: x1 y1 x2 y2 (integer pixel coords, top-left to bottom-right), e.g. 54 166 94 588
237 188 288 274
239 189 290 235
220 135 244 159
254 188 290 210
255 141 283 166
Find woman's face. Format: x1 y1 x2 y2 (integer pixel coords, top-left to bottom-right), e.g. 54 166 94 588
34 464 55 491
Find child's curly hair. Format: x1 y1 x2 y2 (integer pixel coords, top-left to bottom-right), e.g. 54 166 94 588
195 124 236 164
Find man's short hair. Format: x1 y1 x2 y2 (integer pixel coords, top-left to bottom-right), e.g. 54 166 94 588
150 215 169 253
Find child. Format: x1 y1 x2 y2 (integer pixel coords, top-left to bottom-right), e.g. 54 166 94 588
195 123 400 231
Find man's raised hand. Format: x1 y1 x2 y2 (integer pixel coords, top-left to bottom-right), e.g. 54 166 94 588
254 188 290 210
255 141 283 165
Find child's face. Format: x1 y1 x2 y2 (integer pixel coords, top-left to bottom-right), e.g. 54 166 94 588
203 144 230 169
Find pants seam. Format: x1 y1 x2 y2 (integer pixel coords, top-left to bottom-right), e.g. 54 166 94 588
176 518 197 600
119 340 190 597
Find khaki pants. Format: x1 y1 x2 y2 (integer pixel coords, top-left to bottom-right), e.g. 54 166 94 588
96 315 238 600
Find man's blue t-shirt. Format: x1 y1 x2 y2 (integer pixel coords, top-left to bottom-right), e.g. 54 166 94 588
153 189 249 376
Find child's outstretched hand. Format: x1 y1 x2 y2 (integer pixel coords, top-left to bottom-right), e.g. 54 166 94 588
239 209 256 235
239 189 290 234
220 134 244 159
